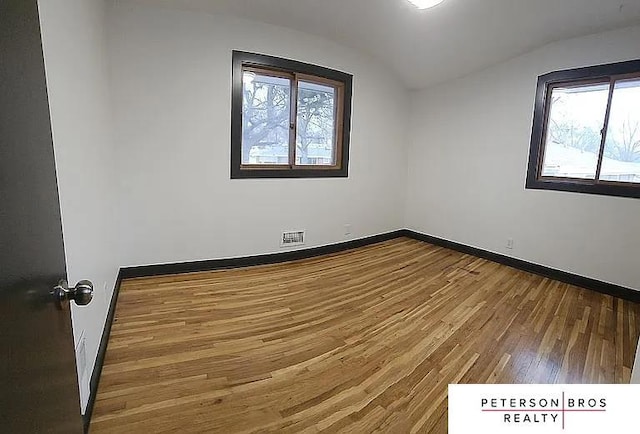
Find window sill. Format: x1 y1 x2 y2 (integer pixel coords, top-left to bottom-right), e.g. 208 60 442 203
525 177 640 199
231 168 349 179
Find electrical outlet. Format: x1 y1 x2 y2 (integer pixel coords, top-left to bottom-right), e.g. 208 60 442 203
506 238 514 250
344 224 352 236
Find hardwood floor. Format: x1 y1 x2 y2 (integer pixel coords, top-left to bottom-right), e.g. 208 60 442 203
90 238 640 433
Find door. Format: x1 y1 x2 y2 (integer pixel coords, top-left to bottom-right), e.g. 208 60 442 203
1 1 89 432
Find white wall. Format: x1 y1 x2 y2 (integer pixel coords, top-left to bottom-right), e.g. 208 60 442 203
107 3 409 267
406 25 640 291
37 1 640 407
38 0 119 413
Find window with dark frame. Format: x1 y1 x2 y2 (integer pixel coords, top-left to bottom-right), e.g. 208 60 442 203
526 59 640 199
231 51 353 179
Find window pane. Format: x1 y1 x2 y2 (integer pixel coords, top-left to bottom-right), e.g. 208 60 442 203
296 81 336 166
242 72 291 165
599 79 640 183
541 82 609 179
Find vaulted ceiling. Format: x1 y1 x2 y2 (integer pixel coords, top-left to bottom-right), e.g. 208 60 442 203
125 0 640 89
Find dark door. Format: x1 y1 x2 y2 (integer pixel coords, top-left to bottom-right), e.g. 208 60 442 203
1 1 85 432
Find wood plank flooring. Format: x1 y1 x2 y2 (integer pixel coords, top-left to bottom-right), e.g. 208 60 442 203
90 238 640 433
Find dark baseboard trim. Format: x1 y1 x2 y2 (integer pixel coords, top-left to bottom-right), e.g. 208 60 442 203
83 269 124 433
402 229 640 303
119 230 406 279
80 231 402 431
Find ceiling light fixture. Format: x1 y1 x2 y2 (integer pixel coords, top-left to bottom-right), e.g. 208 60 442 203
406 0 445 9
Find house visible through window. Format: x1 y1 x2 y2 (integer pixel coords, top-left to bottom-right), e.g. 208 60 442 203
526 59 640 199
231 51 352 179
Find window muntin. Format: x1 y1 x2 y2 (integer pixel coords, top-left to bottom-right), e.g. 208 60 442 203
527 59 640 199
231 51 352 179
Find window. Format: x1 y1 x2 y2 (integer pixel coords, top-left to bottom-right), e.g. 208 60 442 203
526 59 640 199
231 51 353 179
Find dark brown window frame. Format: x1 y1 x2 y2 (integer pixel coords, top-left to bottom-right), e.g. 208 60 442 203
231 51 353 179
526 58 640 199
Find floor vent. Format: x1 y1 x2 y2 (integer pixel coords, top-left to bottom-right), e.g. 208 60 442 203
281 230 305 247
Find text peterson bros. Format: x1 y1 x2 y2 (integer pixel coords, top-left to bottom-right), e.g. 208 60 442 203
480 395 607 426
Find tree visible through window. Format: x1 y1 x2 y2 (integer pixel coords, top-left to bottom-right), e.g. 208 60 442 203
296 81 336 166
242 72 290 165
527 59 640 198
231 51 352 179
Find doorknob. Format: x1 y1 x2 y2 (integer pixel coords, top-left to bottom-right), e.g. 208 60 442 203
53 279 94 309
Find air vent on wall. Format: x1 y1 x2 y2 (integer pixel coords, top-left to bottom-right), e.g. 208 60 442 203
281 230 305 247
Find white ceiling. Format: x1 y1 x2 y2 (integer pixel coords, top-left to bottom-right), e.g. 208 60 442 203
124 0 640 89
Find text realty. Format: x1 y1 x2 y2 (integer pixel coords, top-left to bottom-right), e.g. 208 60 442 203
480 396 607 425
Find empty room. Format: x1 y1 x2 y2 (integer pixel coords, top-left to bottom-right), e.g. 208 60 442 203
3 0 640 432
